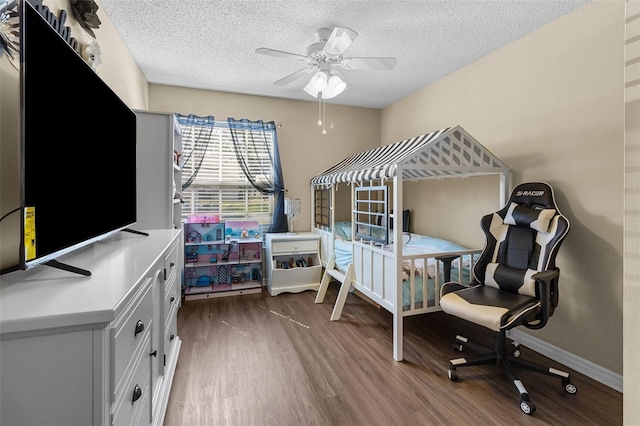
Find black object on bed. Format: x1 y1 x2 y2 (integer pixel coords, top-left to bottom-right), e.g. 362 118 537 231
383 209 410 233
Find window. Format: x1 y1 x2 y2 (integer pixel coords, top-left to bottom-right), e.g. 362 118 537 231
355 184 388 244
180 123 274 233
314 186 331 229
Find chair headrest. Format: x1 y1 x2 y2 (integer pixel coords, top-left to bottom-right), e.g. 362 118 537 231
507 182 557 210
500 182 562 233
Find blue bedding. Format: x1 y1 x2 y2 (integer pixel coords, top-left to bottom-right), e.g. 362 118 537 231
334 238 353 272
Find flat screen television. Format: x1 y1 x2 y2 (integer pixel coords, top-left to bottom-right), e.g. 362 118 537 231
17 0 137 275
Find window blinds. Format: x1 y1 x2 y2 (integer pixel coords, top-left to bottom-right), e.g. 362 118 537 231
180 125 274 230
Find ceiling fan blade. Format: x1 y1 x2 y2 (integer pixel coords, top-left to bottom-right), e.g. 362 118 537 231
323 27 358 56
273 68 314 86
255 47 307 61
340 57 397 70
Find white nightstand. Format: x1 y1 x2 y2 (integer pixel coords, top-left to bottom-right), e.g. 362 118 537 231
265 232 322 296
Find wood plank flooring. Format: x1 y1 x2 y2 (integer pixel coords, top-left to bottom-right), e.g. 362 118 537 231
164 283 622 426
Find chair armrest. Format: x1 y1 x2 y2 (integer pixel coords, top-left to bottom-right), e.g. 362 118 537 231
436 254 461 283
531 270 559 282
528 269 560 329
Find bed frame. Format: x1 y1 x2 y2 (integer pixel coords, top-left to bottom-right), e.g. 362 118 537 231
310 125 510 361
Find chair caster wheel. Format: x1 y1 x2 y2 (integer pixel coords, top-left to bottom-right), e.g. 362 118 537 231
448 368 458 381
564 381 577 394
520 400 536 415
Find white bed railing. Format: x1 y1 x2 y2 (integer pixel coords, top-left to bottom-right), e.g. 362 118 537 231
351 239 481 316
314 225 480 316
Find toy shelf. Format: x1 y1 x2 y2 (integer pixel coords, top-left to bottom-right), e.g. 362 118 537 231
183 220 263 300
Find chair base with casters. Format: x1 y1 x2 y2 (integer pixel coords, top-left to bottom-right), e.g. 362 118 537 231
440 182 574 415
446 328 577 415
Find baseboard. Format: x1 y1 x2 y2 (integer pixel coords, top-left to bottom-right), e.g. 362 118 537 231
509 329 622 393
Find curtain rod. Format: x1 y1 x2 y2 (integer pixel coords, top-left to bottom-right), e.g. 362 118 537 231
175 114 281 129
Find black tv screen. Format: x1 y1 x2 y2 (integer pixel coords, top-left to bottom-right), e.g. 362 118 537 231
20 1 137 272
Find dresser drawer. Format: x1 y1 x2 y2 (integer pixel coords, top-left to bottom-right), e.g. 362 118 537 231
111 280 153 400
271 239 318 255
164 306 178 360
164 241 179 278
164 273 180 328
112 332 151 426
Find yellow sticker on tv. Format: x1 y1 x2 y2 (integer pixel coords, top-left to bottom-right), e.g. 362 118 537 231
24 207 36 261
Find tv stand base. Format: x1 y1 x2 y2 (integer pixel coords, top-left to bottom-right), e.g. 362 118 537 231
123 228 150 236
44 259 91 277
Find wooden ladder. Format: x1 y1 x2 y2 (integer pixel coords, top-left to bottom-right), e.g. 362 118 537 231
315 252 355 321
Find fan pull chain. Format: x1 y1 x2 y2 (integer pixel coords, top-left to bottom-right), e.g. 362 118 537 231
317 94 322 126
322 97 326 135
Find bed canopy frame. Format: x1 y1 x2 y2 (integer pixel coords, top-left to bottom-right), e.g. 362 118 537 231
310 125 510 361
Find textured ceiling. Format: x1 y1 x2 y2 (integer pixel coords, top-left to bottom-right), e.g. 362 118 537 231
99 0 590 109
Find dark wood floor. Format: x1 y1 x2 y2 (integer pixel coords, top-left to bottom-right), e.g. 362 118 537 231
164 283 622 426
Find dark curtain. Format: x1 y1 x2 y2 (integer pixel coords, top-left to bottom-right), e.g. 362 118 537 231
227 118 287 233
175 113 215 190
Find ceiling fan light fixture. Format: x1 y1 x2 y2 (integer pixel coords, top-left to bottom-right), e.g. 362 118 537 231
323 75 346 99
304 70 330 98
303 82 319 98
257 25 393 134
313 70 328 88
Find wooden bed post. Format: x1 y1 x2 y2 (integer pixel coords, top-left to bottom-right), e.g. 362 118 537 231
500 172 509 208
393 169 404 361
331 184 336 237
310 184 315 232
350 183 355 240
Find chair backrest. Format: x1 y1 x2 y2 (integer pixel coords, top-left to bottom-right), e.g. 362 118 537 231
473 182 570 300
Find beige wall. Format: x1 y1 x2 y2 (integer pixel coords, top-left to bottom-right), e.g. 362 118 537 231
383 1 624 376
0 57 21 270
35 0 149 109
624 0 640 422
148 85 381 232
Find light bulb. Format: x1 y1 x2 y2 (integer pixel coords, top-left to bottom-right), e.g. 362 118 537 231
323 75 346 99
313 71 328 91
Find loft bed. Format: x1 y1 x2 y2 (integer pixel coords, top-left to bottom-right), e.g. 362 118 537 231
310 125 510 361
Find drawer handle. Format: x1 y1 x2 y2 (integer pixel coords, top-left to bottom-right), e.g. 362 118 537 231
132 385 142 404
134 319 144 336
170 296 175 303
170 333 175 341
150 350 157 357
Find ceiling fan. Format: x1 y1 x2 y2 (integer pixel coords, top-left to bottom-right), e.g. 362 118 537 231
256 27 397 99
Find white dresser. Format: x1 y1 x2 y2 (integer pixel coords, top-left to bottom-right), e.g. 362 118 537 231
265 232 322 296
0 229 182 426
